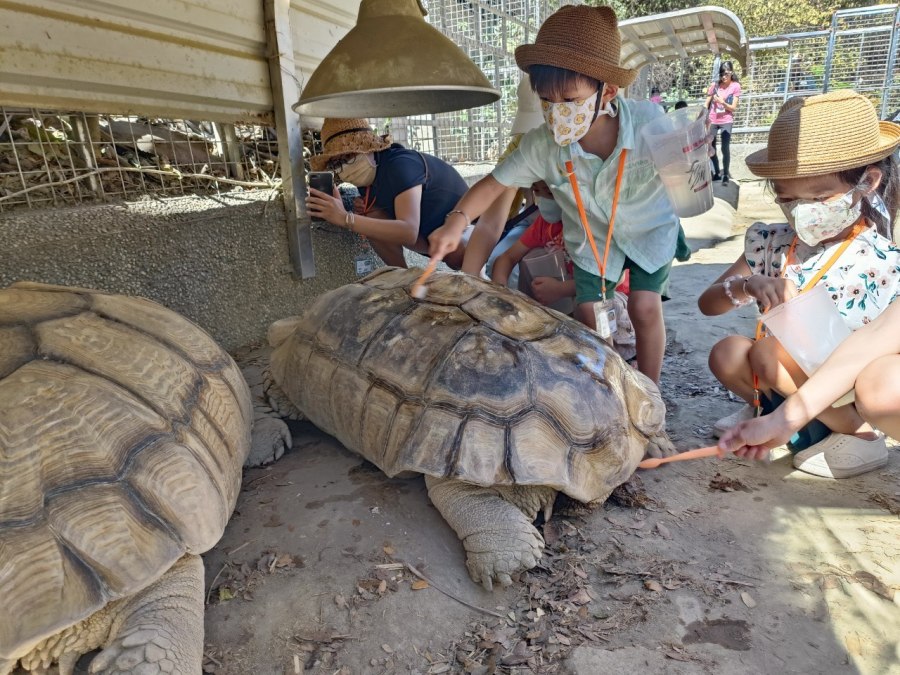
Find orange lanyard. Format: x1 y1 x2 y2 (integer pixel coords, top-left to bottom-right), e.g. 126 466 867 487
360 186 376 215
751 218 868 412
565 149 628 298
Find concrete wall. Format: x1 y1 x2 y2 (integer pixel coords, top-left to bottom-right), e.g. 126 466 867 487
0 192 369 350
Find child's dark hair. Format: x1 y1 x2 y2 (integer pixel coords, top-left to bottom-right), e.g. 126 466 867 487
651 86 660 95
674 100 688 110
839 154 900 238
529 64 601 100
719 60 739 83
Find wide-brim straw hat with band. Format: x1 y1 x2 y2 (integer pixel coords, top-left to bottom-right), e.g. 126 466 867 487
310 118 392 171
746 90 900 178
514 5 637 88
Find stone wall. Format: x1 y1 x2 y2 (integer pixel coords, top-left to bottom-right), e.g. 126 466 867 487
0 190 371 350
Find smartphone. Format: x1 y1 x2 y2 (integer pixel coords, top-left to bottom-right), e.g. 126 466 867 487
308 171 334 195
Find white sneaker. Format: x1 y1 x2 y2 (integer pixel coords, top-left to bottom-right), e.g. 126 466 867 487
712 404 756 438
792 433 888 479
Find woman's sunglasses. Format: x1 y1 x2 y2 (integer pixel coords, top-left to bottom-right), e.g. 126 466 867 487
325 153 363 172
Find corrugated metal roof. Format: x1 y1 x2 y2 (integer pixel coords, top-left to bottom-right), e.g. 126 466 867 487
619 6 748 72
0 0 357 123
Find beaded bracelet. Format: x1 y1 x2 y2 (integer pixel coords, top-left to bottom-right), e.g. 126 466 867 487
723 274 753 307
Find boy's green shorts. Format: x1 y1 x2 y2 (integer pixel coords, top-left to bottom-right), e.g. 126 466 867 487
573 258 672 304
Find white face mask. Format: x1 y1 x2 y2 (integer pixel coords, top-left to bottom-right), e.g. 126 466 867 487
337 153 377 187
541 86 616 147
779 188 862 245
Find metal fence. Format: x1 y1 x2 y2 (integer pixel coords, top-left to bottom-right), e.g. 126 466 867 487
5 2 900 212
372 0 579 163
0 110 287 212
736 4 900 142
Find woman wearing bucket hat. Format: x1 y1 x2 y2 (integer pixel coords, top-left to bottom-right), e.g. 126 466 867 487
698 90 900 478
307 118 469 269
428 5 682 390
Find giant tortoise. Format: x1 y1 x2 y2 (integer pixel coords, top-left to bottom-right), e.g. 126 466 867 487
264 267 673 590
0 282 288 674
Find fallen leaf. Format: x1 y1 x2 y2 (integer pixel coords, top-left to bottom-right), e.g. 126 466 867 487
709 472 750 492
411 579 430 590
383 545 395 556
501 640 530 666
381 643 394 654
334 593 348 609
664 650 691 662
852 570 895 601
644 580 663 593
568 588 593 605
428 665 451 674
218 587 234 602
741 591 757 608
656 522 673 539
377 579 387 594
845 633 863 656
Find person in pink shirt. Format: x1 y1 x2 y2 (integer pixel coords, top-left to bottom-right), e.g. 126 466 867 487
704 61 741 185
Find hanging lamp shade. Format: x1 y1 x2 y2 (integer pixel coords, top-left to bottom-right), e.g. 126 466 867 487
293 0 500 118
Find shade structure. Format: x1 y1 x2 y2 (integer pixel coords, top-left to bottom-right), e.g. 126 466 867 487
293 0 499 118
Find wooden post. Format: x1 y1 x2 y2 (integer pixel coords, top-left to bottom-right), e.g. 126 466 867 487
219 123 246 182
264 0 316 279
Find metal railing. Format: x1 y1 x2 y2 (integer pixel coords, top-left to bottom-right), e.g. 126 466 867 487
736 4 900 141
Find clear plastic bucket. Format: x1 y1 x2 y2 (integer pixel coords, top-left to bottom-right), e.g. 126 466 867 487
640 105 714 218
518 247 574 315
762 285 855 406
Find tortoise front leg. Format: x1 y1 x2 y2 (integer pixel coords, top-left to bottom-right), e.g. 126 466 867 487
425 477 545 591
88 554 204 674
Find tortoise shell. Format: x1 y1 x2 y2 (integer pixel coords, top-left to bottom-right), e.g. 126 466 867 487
0 282 251 660
269 268 665 504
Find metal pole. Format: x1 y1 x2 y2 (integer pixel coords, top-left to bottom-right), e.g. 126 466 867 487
822 12 839 93
881 6 900 118
264 0 316 279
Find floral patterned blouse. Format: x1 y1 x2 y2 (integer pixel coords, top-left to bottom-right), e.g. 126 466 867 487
743 221 900 330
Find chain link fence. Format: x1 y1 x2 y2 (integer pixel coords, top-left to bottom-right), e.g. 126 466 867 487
4 2 900 212
737 5 900 143
372 0 579 165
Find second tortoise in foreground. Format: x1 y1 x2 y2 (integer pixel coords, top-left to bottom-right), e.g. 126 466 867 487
265 268 674 589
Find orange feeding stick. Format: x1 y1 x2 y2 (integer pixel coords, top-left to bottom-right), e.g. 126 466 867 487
638 445 726 469
411 259 439 299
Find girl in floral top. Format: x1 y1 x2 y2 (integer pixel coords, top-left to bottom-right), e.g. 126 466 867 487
698 90 900 479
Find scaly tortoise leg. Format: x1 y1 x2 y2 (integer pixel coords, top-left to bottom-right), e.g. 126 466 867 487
88 555 204 674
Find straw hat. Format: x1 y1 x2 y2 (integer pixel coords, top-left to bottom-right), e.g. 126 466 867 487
310 118 391 171
746 90 900 178
511 75 543 135
515 5 637 88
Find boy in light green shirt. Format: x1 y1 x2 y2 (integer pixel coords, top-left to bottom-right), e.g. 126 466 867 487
429 4 681 384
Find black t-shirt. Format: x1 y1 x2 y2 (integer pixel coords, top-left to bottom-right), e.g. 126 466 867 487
368 144 468 240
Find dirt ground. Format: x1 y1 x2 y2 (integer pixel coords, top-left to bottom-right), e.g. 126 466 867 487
202 179 900 675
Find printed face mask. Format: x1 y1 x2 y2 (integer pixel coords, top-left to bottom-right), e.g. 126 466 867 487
337 154 377 187
541 86 616 147
779 188 862 245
